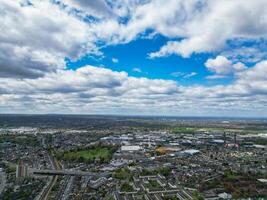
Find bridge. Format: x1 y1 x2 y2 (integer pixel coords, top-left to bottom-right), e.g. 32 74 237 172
30 169 109 177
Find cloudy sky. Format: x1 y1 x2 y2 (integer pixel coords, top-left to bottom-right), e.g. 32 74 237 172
1 0 267 117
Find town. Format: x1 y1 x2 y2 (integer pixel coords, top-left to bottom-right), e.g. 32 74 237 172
0 116 266 200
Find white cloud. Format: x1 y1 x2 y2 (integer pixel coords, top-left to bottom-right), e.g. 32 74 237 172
112 58 119 63
171 71 197 79
0 0 103 78
0 62 267 116
183 72 197 79
0 0 267 116
205 75 227 80
133 68 142 73
205 56 247 76
149 36 222 58
1 0 267 78
62 0 111 18
222 45 267 64
148 0 267 58
170 72 184 78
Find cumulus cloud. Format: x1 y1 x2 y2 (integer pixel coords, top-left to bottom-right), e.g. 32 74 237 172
205 56 247 76
0 62 267 116
1 0 267 78
0 0 100 78
62 0 111 18
0 0 267 116
148 0 267 58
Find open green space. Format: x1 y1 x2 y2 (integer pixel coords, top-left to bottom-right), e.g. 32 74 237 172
171 127 196 134
58 145 117 163
170 126 267 135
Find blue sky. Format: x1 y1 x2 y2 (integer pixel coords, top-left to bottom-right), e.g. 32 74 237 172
66 35 230 86
1 0 267 117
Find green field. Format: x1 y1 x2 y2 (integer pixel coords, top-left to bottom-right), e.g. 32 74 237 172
171 127 197 134
59 146 117 163
171 126 267 135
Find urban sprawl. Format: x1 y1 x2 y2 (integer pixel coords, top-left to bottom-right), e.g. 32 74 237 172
0 117 266 200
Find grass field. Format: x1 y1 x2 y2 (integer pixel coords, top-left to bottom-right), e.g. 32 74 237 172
171 126 267 135
59 146 117 163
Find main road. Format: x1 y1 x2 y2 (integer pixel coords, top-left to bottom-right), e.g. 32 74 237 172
37 137 62 200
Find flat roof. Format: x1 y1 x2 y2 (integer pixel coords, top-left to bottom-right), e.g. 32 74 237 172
121 145 141 151
181 149 200 155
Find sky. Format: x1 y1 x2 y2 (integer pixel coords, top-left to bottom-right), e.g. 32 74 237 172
1 0 267 117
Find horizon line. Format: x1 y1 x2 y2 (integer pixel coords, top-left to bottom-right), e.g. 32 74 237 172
0 113 266 120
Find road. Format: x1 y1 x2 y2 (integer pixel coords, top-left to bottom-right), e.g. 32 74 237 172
37 139 62 200
0 170 7 195
39 150 61 200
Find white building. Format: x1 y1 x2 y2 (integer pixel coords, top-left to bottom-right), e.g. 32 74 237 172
121 145 141 152
180 149 200 156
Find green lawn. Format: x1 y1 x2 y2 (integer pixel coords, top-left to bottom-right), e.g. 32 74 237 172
171 127 196 134
59 146 117 163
